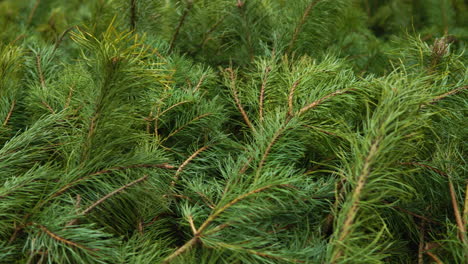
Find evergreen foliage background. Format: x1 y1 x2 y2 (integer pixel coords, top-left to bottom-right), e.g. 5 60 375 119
0 0 467 263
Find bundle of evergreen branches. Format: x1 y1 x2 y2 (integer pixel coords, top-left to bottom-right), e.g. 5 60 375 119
0 0 467 263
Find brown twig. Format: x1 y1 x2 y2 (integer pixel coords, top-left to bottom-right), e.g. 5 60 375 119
27 0 41 25
173 145 210 184
35 54 46 88
226 68 255 132
162 184 283 263
448 177 467 245
53 26 76 52
418 221 426 264
65 85 75 109
168 0 193 53
254 125 286 183
91 163 176 176
193 74 206 92
430 85 467 104
3 100 15 126
259 66 271 121
298 89 351 116
34 223 97 252
331 138 380 263
288 80 300 117
162 113 212 142
66 175 148 227
425 250 444 264
400 162 447 176
287 0 322 54
188 215 197 235
130 0 137 31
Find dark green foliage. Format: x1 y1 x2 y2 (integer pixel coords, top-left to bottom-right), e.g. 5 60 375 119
0 0 467 263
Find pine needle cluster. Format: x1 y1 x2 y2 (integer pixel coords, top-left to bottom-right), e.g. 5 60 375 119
0 0 467 263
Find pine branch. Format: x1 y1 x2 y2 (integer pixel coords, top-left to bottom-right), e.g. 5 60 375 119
287 79 300 117
169 0 193 53
429 85 467 104
130 0 137 31
162 112 212 142
35 53 46 88
173 145 210 184
214 242 305 263
2 100 15 126
331 138 381 263
67 175 148 226
259 66 271 121
287 0 322 54
34 223 97 252
27 0 41 25
298 89 351 116
448 177 467 245
163 184 284 263
226 68 255 132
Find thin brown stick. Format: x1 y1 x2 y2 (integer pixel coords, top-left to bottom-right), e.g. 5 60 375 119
464 183 468 227
168 1 193 53
162 236 199 264
173 145 210 184
418 221 426 264
193 74 206 92
35 54 46 88
430 85 467 104
188 215 197 235
254 125 286 183
400 162 447 176
226 68 255 132
41 101 55 114
65 85 75 109
287 0 322 54
35 223 97 252
27 0 41 25
448 177 467 245
298 89 351 116
288 80 300 117
3 100 15 126
53 26 75 52
425 251 444 264
158 100 191 118
331 138 380 263
81 175 148 215
163 184 282 263
259 66 271 121
162 113 212 142
130 0 137 31
215 242 305 263
91 163 176 176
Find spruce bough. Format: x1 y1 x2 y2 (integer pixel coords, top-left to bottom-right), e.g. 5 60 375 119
0 0 467 263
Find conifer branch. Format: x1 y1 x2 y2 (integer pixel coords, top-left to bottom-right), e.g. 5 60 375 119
77 175 148 217
287 80 300 117
188 215 197 235
193 74 206 92
331 138 381 263
448 178 467 245
430 85 467 104
173 145 210 184
226 68 255 132
215 242 305 263
425 250 444 264
27 0 41 25
130 0 137 31
35 54 46 88
3 100 15 126
162 112 212 142
158 100 191 118
464 184 468 227
298 89 351 116
34 223 97 252
162 236 199 264
163 184 283 263
53 26 76 52
169 0 193 53
254 125 286 183
287 0 322 53
259 66 271 121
